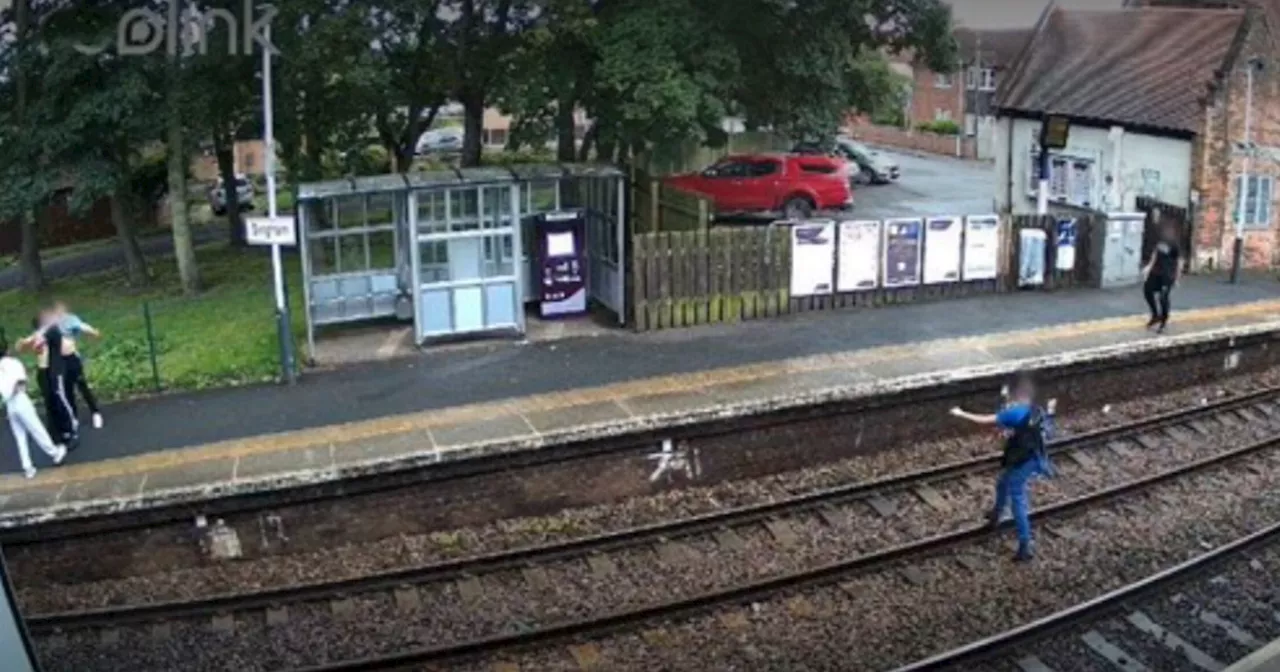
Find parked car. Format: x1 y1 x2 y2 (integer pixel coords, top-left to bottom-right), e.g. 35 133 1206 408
208 174 254 216
663 153 853 220
416 128 464 154
793 137 899 185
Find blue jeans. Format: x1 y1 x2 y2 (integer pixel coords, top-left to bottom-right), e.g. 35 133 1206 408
993 459 1039 550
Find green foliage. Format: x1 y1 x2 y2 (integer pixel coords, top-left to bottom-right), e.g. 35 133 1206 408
917 120 961 135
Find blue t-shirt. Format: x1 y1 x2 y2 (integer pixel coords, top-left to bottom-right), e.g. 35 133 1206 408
996 403 1034 430
59 314 84 336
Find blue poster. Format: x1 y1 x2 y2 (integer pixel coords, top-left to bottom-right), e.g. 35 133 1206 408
883 218 923 287
1055 218 1077 271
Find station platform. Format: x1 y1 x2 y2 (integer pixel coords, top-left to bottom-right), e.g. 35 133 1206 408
0 275 1277 526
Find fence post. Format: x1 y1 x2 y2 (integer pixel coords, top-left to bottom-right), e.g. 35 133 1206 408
142 302 161 393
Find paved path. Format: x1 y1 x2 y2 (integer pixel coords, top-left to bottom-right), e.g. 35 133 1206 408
0 227 228 291
9 273 1275 475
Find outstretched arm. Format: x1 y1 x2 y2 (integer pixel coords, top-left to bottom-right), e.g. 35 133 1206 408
950 407 998 424
79 323 101 339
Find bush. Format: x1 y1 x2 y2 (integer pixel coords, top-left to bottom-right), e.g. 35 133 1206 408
916 120 961 136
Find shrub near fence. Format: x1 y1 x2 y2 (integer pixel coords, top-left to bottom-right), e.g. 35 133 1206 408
629 214 1103 332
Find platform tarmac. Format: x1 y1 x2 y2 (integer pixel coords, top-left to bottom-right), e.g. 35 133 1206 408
0 276 1277 526
1226 636 1280 671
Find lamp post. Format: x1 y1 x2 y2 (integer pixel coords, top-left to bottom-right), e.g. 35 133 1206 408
1231 58 1264 284
261 16 297 383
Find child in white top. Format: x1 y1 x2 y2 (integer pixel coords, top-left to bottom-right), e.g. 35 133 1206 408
0 333 67 478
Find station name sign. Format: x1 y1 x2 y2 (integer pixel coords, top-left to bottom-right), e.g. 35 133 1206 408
245 216 297 247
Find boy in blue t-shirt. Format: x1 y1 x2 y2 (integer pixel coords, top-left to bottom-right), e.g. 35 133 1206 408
951 373 1056 562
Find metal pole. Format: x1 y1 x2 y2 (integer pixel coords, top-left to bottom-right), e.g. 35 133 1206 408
1037 134 1050 216
263 19 297 383
1231 64 1254 284
143 302 161 393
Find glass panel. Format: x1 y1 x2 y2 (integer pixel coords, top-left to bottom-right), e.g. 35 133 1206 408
453 286 484 332
337 234 368 273
416 190 448 234
527 182 559 214
336 195 365 229
449 188 480 232
419 240 450 283
304 199 335 232
368 231 396 269
485 283 516 327
482 186 512 228
421 289 452 335
308 237 338 275
367 192 396 227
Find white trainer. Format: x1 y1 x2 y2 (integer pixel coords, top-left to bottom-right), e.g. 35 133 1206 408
92 413 103 429
23 467 36 479
52 445 67 466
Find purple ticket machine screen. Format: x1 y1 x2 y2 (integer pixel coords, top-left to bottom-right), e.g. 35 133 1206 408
535 210 588 318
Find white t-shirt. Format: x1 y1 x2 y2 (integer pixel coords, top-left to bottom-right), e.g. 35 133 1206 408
0 357 26 403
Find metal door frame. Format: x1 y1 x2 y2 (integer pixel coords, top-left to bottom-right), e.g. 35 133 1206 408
409 183 525 342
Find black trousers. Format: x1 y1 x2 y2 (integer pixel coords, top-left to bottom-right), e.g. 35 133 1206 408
66 354 99 414
37 367 78 441
1143 275 1173 325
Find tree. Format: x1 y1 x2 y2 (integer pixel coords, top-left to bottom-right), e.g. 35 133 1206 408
0 0 46 291
364 0 451 172
165 0 200 294
447 0 538 166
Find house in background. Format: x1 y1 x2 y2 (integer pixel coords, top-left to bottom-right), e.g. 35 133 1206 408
851 26 1031 159
993 2 1280 270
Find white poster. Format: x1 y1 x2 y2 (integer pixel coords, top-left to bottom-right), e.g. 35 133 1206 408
790 221 835 296
962 215 1000 281
1055 218 1077 271
923 216 963 284
836 220 881 292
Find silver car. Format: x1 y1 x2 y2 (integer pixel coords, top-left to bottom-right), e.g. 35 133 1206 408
209 175 254 216
793 138 900 185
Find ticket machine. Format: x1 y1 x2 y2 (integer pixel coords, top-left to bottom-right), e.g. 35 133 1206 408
533 210 589 318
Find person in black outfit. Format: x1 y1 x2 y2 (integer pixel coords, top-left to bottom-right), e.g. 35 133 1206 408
20 310 79 449
1142 222 1180 333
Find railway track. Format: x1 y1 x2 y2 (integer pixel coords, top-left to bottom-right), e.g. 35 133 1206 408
32 386 1280 672
895 520 1280 672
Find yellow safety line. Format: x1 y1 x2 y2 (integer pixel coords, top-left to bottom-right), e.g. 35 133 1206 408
1 299 1277 495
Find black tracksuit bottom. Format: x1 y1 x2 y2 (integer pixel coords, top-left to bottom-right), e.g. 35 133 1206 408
1143 274 1173 327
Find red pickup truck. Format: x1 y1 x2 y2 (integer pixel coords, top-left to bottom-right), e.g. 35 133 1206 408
664 153 854 220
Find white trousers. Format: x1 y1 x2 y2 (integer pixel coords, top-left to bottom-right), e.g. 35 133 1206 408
7 392 59 472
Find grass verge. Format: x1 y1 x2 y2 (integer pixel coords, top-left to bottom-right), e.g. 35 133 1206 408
0 242 304 402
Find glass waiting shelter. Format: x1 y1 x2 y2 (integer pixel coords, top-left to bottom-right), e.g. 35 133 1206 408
296 164 627 360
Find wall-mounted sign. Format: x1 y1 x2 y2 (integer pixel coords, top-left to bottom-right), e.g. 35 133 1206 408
836 220 881 292
1055 218 1077 271
883 218 923 288
790 221 835 296
962 215 1000 281
923 216 962 284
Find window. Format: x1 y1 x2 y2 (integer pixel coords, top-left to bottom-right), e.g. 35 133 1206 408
797 161 837 175
935 72 953 88
1028 147 1097 208
706 161 750 178
934 108 952 122
967 67 996 91
749 160 781 177
487 128 508 147
1234 175 1274 229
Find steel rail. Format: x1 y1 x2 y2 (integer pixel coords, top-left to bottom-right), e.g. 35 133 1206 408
29 386 1280 634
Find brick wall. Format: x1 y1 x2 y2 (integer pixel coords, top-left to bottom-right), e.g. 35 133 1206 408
1195 12 1280 270
909 66 965 127
847 123 977 159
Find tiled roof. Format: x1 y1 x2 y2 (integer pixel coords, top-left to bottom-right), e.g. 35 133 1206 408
997 7 1247 133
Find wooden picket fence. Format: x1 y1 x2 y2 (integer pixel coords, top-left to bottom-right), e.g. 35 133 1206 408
629 214 1104 332
631 167 713 234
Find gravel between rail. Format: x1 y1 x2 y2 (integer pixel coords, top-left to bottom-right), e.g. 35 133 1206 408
19 368 1280 616
448 441 1280 672
29 375 1280 671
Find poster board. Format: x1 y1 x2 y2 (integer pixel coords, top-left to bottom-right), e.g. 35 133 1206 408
1019 228 1047 287
923 216 963 284
836 220 881 292
883 218 923 288
1055 217 1077 271
962 215 1000 281
789 221 835 296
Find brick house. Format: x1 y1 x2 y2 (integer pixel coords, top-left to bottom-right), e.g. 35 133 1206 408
993 3 1280 271
853 27 1031 159
1123 0 1280 269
